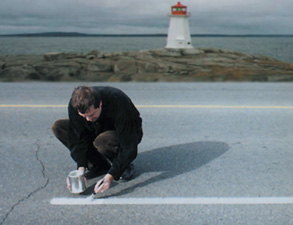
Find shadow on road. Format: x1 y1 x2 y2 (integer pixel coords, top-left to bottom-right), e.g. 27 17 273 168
99 141 229 198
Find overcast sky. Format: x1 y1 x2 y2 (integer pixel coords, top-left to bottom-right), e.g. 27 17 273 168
0 0 292 35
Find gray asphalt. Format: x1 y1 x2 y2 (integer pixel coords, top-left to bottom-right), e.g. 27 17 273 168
0 82 292 225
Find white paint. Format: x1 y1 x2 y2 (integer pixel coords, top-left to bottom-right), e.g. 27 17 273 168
50 197 293 205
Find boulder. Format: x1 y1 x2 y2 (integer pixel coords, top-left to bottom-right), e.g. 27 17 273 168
44 52 65 61
0 65 40 81
86 61 112 72
44 52 85 61
34 61 81 81
113 58 137 74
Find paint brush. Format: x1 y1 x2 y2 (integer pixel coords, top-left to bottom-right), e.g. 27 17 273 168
87 180 104 201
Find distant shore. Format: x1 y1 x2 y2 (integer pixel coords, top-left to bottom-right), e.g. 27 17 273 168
1 32 293 38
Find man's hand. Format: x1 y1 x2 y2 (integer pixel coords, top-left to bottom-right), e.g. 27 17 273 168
66 167 86 190
94 174 114 193
78 167 85 174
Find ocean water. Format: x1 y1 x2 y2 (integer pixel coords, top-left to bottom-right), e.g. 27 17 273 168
0 36 292 63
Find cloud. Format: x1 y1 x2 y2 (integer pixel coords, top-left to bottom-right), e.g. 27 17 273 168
0 0 292 34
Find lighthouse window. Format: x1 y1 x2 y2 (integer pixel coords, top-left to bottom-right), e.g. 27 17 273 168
172 7 186 12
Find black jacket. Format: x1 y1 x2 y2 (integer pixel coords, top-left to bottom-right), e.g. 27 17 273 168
67 86 142 180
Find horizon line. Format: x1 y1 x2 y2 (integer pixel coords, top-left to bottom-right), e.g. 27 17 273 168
1 32 293 37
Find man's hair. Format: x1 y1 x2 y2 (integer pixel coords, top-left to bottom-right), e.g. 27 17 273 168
70 86 101 113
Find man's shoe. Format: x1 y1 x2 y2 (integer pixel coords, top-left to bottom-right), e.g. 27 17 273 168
84 166 99 180
120 163 134 181
84 165 108 180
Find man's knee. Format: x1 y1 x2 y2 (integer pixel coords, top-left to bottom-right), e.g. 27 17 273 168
52 119 68 139
93 130 119 157
93 131 117 147
52 119 70 148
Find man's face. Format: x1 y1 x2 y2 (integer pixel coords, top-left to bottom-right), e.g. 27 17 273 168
78 102 102 122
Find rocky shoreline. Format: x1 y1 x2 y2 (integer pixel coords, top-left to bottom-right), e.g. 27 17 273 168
0 48 292 82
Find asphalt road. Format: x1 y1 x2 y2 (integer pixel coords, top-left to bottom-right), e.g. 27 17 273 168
0 82 292 225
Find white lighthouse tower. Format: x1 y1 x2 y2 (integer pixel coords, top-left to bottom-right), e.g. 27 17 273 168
166 2 193 49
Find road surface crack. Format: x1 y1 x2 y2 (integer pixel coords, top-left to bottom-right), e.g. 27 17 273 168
1 141 49 225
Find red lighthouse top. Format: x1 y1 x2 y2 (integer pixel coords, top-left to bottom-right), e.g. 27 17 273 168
171 2 187 15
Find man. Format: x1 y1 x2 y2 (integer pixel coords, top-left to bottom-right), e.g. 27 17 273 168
52 85 143 193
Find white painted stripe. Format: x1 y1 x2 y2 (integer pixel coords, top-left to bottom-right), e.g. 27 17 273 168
50 197 293 205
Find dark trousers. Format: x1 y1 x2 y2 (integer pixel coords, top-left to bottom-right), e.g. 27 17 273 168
52 119 120 169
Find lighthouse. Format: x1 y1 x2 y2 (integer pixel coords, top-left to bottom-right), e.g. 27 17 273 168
166 2 193 49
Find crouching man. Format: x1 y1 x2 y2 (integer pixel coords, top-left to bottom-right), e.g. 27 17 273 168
52 85 143 193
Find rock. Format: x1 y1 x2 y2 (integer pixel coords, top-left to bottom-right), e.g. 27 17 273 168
87 50 100 57
268 74 293 81
0 61 5 69
151 48 182 57
0 48 292 82
86 61 112 72
136 61 161 73
86 55 96 60
113 58 137 74
44 52 85 61
0 65 40 81
180 70 189 75
44 52 65 61
181 48 204 55
34 61 81 81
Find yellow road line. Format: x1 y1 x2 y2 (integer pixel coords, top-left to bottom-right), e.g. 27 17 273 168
0 105 67 108
0 104 293 109
137 105 293 109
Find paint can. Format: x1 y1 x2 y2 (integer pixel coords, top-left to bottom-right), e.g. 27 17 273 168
68 170 86 193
